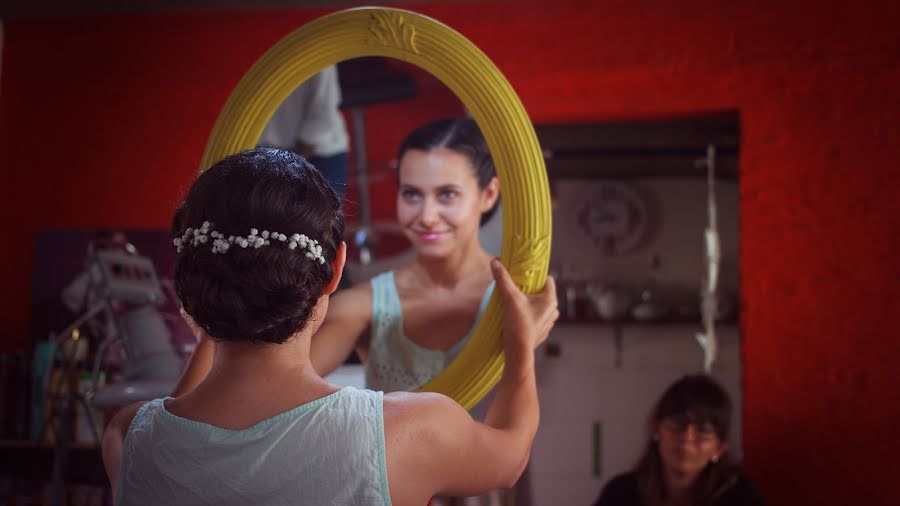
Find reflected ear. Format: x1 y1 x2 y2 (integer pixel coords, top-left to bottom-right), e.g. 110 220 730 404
480 176 500 212
716 440 728 459
322 241 347 296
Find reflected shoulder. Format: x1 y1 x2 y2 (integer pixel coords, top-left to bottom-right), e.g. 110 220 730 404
329 281 373 309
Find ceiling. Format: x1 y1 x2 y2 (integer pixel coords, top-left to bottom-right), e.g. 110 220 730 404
0 0 492 20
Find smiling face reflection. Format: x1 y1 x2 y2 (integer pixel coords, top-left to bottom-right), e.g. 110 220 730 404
397 147 499 259
304 116 501 395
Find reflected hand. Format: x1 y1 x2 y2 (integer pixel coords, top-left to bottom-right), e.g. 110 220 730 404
490 259 559 359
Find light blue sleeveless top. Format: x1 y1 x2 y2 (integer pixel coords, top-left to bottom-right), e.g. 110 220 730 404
116 387 391 506
365 271 494 392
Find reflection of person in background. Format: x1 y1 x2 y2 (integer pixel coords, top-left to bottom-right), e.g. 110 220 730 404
594 374 763 506
258 65 349 198
102 148 559 505
310 117 501 393
316 118 509 506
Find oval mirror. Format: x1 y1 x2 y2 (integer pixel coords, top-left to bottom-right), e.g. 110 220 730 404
200 7 550 409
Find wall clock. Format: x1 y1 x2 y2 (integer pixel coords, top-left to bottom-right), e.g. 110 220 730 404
572 181 648 256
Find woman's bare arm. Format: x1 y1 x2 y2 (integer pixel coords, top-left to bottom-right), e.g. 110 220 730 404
384 260 558 502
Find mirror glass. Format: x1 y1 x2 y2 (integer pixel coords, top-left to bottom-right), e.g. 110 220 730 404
257 57 503 391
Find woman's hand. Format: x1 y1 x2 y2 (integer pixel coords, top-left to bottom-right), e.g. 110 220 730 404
490 259 559 359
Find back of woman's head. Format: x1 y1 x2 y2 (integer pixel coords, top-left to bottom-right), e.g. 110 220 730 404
172 148 344 345
396 117 499 225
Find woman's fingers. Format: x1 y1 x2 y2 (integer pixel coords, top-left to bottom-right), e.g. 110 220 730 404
492 260 560 349
491 259 524 306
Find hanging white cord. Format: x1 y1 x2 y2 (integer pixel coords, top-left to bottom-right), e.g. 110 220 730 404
696 144 720 372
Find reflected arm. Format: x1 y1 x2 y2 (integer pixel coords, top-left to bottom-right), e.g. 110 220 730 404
309 283 373 377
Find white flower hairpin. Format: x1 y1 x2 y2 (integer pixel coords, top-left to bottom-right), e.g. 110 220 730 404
173 221 326 264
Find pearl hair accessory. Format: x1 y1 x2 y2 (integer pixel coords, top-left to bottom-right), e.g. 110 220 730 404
173 221 326 264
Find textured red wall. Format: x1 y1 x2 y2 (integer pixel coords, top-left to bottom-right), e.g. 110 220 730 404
2 1 899 504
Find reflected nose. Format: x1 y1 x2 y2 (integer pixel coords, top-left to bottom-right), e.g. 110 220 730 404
419 198 440 227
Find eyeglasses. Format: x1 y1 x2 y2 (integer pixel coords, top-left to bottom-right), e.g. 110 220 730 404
662 415 720 439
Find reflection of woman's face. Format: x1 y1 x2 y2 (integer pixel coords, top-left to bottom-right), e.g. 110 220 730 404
397 148 496 258
654 414 726 479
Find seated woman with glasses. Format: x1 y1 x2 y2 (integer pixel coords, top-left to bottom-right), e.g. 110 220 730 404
594 374 763 506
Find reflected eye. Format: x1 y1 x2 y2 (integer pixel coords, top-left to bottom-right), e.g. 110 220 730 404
437 189 459 201
664 416 718 438
400 189 422 202
696 423 717 435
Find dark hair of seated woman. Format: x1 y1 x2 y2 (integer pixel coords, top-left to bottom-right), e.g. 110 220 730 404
594 374 764 506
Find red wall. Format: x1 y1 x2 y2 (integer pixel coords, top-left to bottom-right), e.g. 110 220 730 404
2 1 899 504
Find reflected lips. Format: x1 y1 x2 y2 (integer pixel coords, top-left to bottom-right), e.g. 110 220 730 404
416 231 445 241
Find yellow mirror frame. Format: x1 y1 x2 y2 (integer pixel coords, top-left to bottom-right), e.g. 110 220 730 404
200 6 550 409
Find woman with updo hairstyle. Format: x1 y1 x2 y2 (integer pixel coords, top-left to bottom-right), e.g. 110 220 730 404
594 374 764 506
179 117 502 394
171 148 344 346
101 147 559 505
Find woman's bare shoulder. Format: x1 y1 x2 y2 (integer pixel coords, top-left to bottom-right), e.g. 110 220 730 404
382 391 461 435
391 265 419 285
